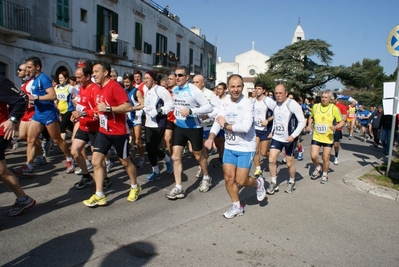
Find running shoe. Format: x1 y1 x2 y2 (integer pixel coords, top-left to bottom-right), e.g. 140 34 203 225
146 172 161 181
66 159 76 174
7 196 36 217
223 205 244 219
103 178 112 189
266 182 279 195
297 151 304 161
127 185 142 202
11 138 18 150
33 156 47 166
199 177 212 193
136 159 146 168
83 194 107 207
106 160 115 173
42 139 53 157
282 157 287 164
285 182 296 193
165 187 185 199
334 157 339 165
12 165 34 176
74 175 94 189
256 177 266 201
195 167 203 178
212 158 223 168
253 169 262 178
311 168 321 180
349 135 352 140
87 161 93 171
321 174 328 184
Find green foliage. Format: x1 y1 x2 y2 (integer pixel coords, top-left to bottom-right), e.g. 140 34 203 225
342 59 385 90
266 39 362 95
253 73 276 91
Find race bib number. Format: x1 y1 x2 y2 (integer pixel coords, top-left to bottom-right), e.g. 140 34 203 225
57 92 68 101
99 114 108 131
75 104 84 112
274 124 285 134
174 108 183 119
315 124 328 133
225 132 236 144
348 113 355 118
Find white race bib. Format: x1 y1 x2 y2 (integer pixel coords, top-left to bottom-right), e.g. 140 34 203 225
315 124 328 133
75 104 84 112
224 132 236 145
99 114 108 130
57 92 68 101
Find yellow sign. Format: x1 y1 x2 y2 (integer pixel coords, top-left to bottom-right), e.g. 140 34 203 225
387 25 399 56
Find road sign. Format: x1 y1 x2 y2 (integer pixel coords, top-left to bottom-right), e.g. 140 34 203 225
387 25 399 56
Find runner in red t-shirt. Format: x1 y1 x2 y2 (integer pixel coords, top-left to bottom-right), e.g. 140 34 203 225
83 61 140 207
332 93 352 165
70 63 101 189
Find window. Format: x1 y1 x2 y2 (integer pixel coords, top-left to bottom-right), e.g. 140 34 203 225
80 8 87 22
297 37 302 42
200 53 203 68
56 0 69 27
144 42 152 54
135 22 142 50
156 33 167 53
176 42 181 59
96 5 118 52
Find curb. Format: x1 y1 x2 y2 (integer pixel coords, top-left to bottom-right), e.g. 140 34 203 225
343 160 399 201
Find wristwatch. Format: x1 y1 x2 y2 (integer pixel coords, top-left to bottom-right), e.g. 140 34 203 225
223 122 229 129
9 116 18 124
106 106 112 112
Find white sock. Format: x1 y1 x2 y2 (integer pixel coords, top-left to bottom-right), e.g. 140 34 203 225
203 175 209 180
256 166 261 171
96 192 104 198
271 176 277 183
152 165 160 173
289 178 295 183
176 184 183 190
131 184 138 189
233 201 241 207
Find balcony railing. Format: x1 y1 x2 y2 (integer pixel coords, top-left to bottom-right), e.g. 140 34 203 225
0 0 30 34
95 34 128 58
189 64 202 75
153 52 180 69
148 0 180 22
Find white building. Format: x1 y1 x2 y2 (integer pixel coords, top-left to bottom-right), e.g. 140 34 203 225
0 0 216 85
216 21 305 96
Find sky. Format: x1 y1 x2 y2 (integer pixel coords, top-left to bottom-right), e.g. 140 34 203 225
159 0 399 89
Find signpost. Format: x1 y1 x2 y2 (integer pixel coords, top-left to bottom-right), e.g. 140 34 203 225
385 25 399 176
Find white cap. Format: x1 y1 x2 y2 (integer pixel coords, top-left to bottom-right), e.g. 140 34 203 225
117 76 123 83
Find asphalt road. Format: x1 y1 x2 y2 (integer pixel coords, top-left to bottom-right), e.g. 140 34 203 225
1 132 398 267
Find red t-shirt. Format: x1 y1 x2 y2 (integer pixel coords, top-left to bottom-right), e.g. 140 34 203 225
97 79 129 135
335 102 347 131
167 89 175 123
76 82 100 132
134 81 145 97
20 78 35 122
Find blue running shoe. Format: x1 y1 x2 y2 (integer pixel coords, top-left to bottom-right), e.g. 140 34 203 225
146 172 161 181
166 160 173 174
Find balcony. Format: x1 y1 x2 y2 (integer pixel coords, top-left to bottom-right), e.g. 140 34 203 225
189 64 202 75
95 34 128 59
0 0 30 37
152 52 180 71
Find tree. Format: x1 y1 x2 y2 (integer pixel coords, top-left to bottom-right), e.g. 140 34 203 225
342 59 385 90
266 39 362 95
253 73 275 91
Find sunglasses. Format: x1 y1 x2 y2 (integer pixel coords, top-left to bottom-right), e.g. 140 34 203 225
175 73 186 77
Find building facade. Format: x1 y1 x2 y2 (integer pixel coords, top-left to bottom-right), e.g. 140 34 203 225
0 0 216 85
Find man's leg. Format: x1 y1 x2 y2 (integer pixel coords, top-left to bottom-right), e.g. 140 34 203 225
171 145 184 185
310 144 322 179
321 146 332 184
26 121 44 165
253 137 262 176
46 121 72 158
267 148 280 194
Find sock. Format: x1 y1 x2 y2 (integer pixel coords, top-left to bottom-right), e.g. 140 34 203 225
233 201 241 207
271 176 277 183
176 184 183 190
297 146 303 153
96 192 104 198
27 163 33 169
289 177 295 183
83 173 90 178
152 165 160 173
335 153 339 157
131 184 138 189
164 155 171 162
203 175 210 180
256 166 261 171
316 165 321 171
322 172 328 177
67 156 73 162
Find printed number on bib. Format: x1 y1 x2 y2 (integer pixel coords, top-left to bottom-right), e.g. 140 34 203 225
174 108 182 118
75 104 84 112
57 92 68 101
274 124 285 134
348 114 355 118
99 114 108 131
315 124 328 134
225 132 236 141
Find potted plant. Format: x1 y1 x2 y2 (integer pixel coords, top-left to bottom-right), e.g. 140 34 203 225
100 35 106 54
